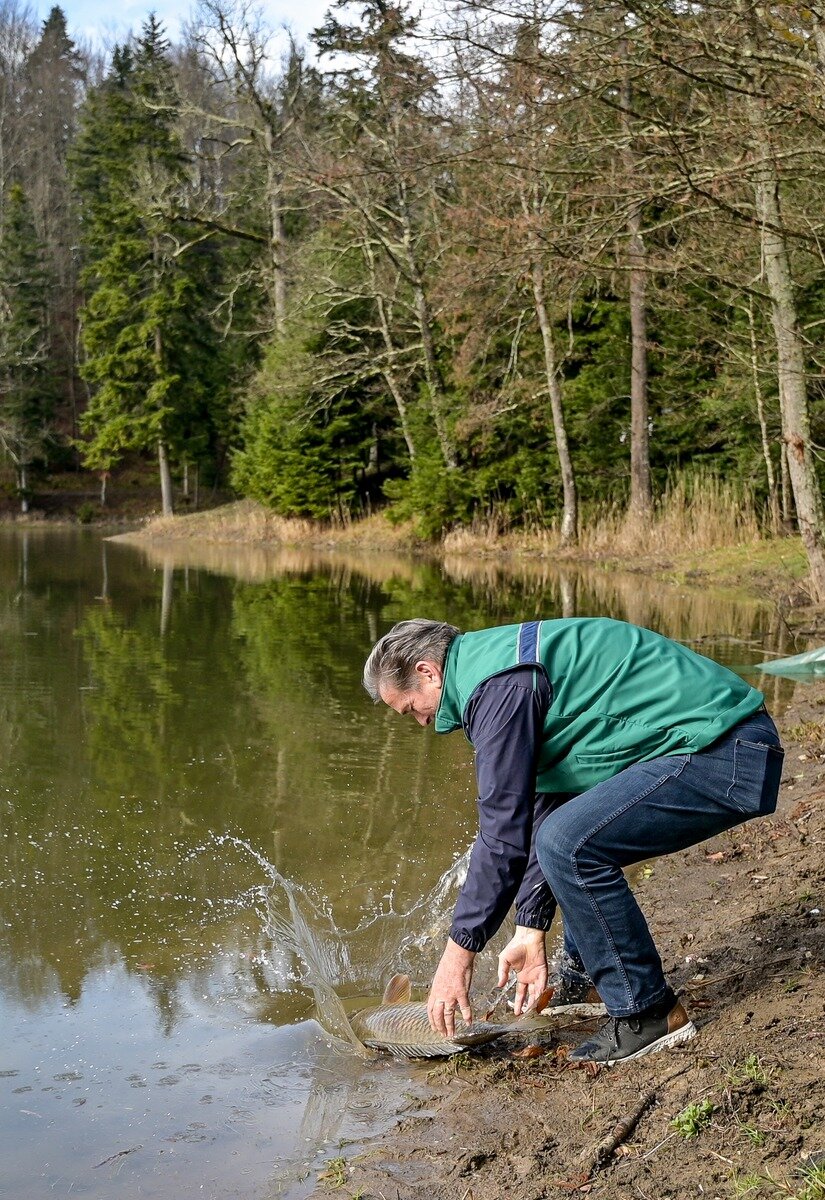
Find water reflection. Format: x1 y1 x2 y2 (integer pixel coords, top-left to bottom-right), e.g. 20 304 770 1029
0 528 802 1200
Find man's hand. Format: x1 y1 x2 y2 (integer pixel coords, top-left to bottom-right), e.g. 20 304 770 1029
497 926 548 1016
427 938 476 1038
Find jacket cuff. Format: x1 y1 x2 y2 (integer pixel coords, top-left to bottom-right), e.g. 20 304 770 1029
514 907 555 932
448 926 487 953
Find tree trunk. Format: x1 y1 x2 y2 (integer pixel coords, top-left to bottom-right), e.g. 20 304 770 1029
412 278 456 469
396 180 456 469
811 8 825 73
153 237 174 518
621 72 652 523
19 462 28 514
264 125 287 338
745 91 825 598
781 444 792 528
746 298 780 535
530 260 578 545
158 440 174 517
364 237 417 461
521 188 577 544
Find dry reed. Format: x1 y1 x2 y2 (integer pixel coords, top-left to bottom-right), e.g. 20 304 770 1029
133 474 761 561
135 500 420 551
441 473 761 559
580 474 761 558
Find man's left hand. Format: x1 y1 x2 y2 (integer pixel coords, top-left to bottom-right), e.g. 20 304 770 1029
497 926 548 1015
427 938 476 1038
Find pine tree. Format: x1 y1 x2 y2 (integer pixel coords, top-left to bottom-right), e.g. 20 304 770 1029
72 18 228 513
0 182 52 511
22 6 85 440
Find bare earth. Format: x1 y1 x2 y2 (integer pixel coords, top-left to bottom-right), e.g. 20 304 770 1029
312 684 825 1200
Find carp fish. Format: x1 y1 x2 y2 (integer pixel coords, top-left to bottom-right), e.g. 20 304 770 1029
349 972 551 1059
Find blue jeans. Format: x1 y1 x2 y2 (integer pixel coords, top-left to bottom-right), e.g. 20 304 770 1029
535 709 784 1017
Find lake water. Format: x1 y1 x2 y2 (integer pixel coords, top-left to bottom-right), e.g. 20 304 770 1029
0 528 799 1199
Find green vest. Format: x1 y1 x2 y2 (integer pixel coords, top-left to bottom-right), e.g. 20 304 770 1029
434 618 764 794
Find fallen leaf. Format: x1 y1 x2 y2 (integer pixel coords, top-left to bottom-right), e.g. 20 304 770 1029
566 1060 602 1077
511 1044 547 1059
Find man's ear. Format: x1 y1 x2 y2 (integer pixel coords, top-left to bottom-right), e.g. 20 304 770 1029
414 658 442 686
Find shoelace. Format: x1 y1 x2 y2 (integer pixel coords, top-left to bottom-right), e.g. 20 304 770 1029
597 1014 642 1049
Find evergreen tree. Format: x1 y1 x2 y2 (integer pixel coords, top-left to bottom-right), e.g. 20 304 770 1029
0 182 52 510
21 6 85 442
72 18 228 513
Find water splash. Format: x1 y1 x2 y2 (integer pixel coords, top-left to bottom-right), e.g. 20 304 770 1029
206 833 472 1053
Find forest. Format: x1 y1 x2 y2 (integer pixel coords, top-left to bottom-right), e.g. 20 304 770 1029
1 1 825 588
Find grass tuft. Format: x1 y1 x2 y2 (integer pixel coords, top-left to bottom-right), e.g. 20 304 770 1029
670 1098 715 1139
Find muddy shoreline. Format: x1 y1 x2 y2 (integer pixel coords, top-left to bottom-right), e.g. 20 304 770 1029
311 685 825 1200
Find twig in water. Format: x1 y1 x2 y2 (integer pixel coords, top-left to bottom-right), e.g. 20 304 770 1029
94 1146 142 1169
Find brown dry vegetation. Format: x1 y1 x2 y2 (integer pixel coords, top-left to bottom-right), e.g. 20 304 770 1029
130 476 761 559
120 476 813 609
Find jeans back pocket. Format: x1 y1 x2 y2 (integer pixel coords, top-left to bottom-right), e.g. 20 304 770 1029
726 739 785 816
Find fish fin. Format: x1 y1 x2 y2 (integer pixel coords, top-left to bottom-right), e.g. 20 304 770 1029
452 1025 507 1047
534 988 553 1015
381 973 412 1005
508 990 554 1031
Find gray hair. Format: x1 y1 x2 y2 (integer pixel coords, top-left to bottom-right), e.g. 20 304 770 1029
363 618 461 701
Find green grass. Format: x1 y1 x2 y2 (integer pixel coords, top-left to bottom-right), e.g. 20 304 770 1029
673 538 808 585
792 1162 825 1200
729 1162 825 1200
731 1172 765 1198
737 1119 766 1146
726 1054 770 1087
317 1156 348 1189
671 1098 715 1139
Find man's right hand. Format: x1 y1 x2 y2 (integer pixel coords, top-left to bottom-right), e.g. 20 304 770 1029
427 937 476 1038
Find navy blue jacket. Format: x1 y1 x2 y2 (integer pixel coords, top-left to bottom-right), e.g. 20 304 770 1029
448 665 559 952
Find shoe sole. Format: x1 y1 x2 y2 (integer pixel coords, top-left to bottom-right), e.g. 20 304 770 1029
605 1019 698 1066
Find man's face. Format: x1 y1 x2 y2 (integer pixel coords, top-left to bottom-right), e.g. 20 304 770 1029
379 659 443 727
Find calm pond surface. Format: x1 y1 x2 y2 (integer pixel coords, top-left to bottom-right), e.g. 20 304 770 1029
0 528 801 1199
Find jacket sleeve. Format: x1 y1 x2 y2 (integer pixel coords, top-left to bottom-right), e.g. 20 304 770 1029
448 666 555 952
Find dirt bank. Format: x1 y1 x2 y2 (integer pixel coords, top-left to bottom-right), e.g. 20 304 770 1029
311 686 825 1200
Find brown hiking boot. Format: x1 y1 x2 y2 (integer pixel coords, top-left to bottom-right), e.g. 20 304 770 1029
567 1000 697 1065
